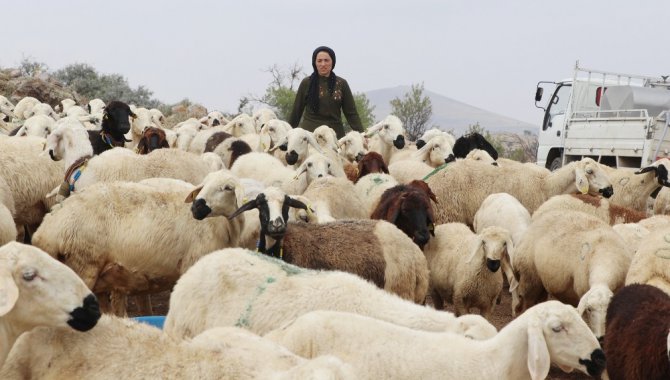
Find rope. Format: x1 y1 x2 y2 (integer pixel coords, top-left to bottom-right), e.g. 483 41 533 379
422 162 451 181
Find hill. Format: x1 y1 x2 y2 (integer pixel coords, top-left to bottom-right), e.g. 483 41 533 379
365 86 538 137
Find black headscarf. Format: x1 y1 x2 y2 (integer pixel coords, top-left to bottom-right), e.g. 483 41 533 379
307 46 337 113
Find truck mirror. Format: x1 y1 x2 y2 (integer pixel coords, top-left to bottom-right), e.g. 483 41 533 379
535 87 544 102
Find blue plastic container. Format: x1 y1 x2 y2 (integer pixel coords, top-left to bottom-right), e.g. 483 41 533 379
133 316 166 329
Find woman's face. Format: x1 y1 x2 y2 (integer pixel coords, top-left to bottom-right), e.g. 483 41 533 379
315 51 333 77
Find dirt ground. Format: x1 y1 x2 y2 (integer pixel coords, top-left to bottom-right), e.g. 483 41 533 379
128 285 594 380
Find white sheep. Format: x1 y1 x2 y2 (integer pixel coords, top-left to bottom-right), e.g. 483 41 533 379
265 301 606 380
57 98 76 116
188 114 255 154
33 170 246 316
290 177 368 223
604 159 670 212
0 242 101 368
313 125 340 153
533 193 647 225
0 315 355 380
473 192 531 305
0 176 16 245
354 172 399 215
612 222 651 257
252 108 277 132
387 160 434 184
427 157 614 226
258 118 291 154
164 248 497 340
273 127 334 167
337 130 367 163
199 110 228 127
12 97 39 120
465 148 497 164
173 123 199 150
13 114 55 138
625 226 670 295
512 210 631 339
415 128 456 149
87 98 105 115
26 102 58 120
365 115 407 164
424 223 512 318
148 108 166 128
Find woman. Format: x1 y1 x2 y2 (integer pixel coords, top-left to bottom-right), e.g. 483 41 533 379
288 46 364 138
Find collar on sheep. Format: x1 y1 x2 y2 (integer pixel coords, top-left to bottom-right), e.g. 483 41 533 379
100 130 126 148
59 155 92 197
422 161 452 181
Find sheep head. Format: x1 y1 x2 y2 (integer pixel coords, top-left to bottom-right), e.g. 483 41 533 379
283 128 323 166
102 101 135 142
365 115 405 149
573 158 613 198
338 131 368 163
576 284 613 343
186 171 244 220
466 226 512 273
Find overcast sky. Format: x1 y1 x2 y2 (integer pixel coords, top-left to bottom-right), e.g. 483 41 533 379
5 0 669 126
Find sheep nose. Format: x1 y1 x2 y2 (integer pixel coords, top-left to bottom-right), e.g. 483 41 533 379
267 217 286 236
68 294 101 332
414 231 430 247
393 135 405 149
1 114 8 122
355 152 365 162
317 174 323 178
191 199 212 220
599 186 613 198
286 151 299 165
445 154 455 163
492 162 499 166
579 349 606 377
279 143 288 151
416 139 426 149
212 119 220 126
486 259 501 272
48 149 58 161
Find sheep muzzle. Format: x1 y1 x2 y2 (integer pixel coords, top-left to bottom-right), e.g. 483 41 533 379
445 154 455 163
266 217 286 238
1 114 8 122
286 151 299 165
393 135 405 149
599 186 613 198
67 294 101 332
191 199 212 220
579 349 606 377
486 258 501 272
416 139 426 149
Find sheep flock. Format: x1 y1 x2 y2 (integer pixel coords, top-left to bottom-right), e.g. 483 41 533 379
1 95 670 380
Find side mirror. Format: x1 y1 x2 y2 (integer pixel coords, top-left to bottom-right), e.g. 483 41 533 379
535 87 544 102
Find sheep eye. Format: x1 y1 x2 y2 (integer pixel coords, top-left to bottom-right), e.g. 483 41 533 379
307 163 312 167
299 213 309 222
22 269 37 282
223 185 233 191
586 168 593 174
303 137 307 142
551 326 562 333
269 128 275 132
384 125 389 129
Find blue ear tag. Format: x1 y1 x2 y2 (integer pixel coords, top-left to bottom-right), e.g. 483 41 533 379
69 169 83 191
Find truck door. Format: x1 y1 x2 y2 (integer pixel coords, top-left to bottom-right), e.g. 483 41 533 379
537 83 571 169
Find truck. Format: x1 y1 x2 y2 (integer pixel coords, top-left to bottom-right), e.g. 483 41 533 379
535 61 670 170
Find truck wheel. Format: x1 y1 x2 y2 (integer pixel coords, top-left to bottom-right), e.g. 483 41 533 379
549 157 562 171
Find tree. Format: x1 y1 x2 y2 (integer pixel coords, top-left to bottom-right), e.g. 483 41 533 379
244 63 304 120
390 82 434 141
343 92 375 132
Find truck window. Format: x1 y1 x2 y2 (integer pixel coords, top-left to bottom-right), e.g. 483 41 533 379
542 84 571 130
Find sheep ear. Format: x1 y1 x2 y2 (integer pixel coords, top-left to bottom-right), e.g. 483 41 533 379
228 198 259 220
307 134 324 154
575 167 589 194
0 267 19 317
285 196 308 211
576 294 588 318
268 137 287 153
634 166 657 175
365 122 382 137
466 237 484 263
16 126 27 136
527 317 550 380
184 185 203 203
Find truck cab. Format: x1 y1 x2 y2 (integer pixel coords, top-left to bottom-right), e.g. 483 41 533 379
535 62 670 170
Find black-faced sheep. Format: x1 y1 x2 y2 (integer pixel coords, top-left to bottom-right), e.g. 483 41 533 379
452 132 498 160
604 283 670 380
87 100 135 154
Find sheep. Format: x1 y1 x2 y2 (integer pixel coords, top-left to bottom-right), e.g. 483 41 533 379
387 159 434 184
203 130 233 152
337 130 367 163
0 136 63 231
211 137 253 169
0 95 15 118
252 107 277 132
229 187 429 303
365 115 406 163
533 193 647 225
200 152 225 171
291 176 368 223
313 125 339 153
164 247 496 340
354 151 389 181
612 223 650 257
56 98 76 115
200 110 228 127
465 148 498 164
12 97 39 120
124 107 154 149
258 119 291 154
173 123 199 150
45 122 214 199
512 210 631 340
423 223 511 318
604 159 670 212
604 284 670 380
266 301 606 380
12 114 55 138
33 170 246 316
148 108 166 128
87 100 135 154
409 134 456 167
0 315 355 380
26 102 58 120
370 180 438 249
272 127 327 167
473 192 531 305
188 114 255 154
87 98 105 115
136 126 170 154
354 173 399 216
0 242 101 368
415 127 456 149
427 157 614 226
453 132 498 159
625 226 670 295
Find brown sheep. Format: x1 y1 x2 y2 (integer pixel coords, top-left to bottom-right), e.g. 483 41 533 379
355 151 388 183
136 127 170 154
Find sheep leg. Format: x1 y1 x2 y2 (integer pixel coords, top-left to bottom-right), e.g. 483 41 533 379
453 295 467 317
133 295 153 316
110 292 128 317
429 288 444 310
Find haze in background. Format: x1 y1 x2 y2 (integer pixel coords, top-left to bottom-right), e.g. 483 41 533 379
4 0 669 127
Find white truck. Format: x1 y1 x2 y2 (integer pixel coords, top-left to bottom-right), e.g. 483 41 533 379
535 62 670 170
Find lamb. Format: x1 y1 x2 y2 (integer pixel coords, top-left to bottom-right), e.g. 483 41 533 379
0 315 355 380
266 301 606 380
32 170 246 316
427 157 614 226
604 159 670 212
228 187 429 303
604 284 670 380
423 223 511 318
452 132 498 159
370 180 438 249
164 247 496 340
0 242 101 368
473 192 531 305
365 115 406 163
533 193 647 225
512 210 631 340
625 226 670 295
